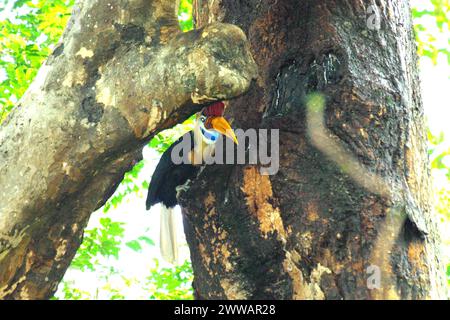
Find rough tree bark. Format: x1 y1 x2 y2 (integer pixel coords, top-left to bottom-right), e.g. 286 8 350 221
179 0 447 299
0 0 257 299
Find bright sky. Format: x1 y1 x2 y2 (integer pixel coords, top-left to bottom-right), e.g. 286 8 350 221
410 3 450 145
422 57 450 142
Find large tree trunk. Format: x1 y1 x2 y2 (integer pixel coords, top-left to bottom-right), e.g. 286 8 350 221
179 0 447 299
0 0 256 299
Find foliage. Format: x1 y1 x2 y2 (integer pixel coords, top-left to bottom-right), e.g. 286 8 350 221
428 129 450 286
429 131 450 181
0 0 73 122
146 260 194 300
57 259 193 300
412 0 450 64
70 218 125 271
178 0 194 32
55 281 91 300
413 0 450 288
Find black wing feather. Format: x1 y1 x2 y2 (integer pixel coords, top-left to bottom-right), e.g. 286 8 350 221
146 131 198 209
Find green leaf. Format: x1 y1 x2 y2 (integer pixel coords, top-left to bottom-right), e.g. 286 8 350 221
125 240 142 252
138 236 155 246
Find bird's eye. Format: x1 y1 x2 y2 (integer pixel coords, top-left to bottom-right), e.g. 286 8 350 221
200 116 206 123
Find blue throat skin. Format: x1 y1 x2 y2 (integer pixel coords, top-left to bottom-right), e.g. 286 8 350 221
201 127 220 144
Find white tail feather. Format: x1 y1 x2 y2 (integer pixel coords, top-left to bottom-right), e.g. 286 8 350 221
160 205 178 264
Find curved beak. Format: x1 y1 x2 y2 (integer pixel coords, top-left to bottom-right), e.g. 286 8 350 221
210 117 239 145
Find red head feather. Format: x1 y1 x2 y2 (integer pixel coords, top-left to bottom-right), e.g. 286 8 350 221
202 101 225 117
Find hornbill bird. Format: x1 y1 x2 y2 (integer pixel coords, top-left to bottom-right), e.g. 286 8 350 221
146 101 238 264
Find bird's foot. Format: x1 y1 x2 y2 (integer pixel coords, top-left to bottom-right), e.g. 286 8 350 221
176 180 192 197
